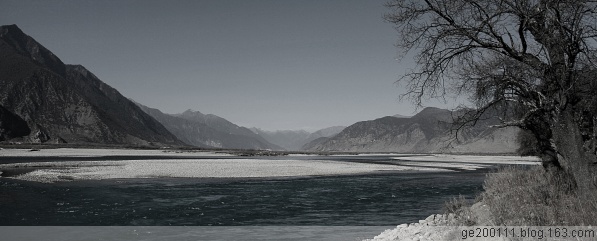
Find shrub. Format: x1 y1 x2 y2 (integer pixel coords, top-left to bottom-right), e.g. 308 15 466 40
481 165 597 225
443 195 476 225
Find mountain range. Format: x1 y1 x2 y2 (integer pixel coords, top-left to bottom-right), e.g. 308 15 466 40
302 107 519 153
0 24 182 146
136 103 281 150
0 24 335 150
249 126 345 151
0 24 520 153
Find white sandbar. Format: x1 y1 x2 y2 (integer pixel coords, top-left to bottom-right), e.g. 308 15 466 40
392 154 540 170
0 148 540 183
0 148 232 157
0 159 444 183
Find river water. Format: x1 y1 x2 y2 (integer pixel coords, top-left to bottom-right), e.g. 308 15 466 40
0 153 494 240
0 169 485 226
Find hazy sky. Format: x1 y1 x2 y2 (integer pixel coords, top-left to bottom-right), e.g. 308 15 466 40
1 0 461 131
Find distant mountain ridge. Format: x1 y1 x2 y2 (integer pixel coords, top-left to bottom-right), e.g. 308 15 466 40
0 24 183 146
136 104 282 150
303 107 519 153
251 126 345 151
393 114 411 118
249 128 310 151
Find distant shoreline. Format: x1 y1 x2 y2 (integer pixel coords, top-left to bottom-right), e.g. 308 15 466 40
0 142 523 156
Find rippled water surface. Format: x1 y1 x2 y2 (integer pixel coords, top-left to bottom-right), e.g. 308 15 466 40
0 170 485 226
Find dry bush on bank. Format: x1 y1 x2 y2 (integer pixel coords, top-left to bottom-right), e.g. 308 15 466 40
481 165 597 226
443 195 477 226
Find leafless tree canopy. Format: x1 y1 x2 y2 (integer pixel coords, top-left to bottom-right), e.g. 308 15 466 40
386 0 597 189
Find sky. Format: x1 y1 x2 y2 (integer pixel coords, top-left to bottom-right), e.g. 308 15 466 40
1 0 462 131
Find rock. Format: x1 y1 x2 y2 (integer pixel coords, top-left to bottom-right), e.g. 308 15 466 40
31 127 51 143
52 137 67 144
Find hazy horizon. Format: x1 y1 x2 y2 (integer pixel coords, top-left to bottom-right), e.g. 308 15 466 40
1 0 463 131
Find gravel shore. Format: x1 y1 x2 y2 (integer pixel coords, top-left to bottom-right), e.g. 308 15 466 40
365 202 498 241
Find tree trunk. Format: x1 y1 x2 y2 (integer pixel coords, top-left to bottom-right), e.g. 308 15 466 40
552 108 597 191
526 113 561 170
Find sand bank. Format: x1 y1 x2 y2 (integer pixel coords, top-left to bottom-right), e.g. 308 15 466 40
0 148 540 183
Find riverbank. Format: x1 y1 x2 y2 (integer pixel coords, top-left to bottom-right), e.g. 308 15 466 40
0 148 539 183
366 164 597 241
365 202 493 241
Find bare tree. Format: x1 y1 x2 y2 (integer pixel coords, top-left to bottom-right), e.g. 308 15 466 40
385 0 597 189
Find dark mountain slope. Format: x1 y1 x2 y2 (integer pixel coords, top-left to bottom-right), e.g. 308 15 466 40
0 105 30 141
0 24 182 145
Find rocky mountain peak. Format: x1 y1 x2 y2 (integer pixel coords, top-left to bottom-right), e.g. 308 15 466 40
0 24 23 36
413 107 451 118
0 24 66 76
0 25 183 146
181 109 204 117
